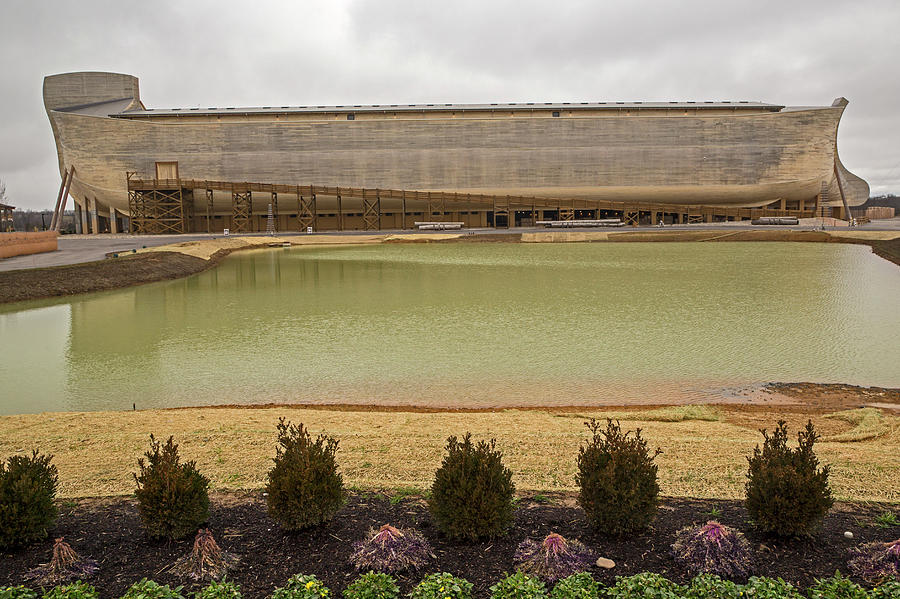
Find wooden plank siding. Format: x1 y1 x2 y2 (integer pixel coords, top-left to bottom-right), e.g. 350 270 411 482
43 72 869 232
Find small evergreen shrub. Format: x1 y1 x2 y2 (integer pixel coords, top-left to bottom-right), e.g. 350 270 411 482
0 587 38 599
194 580 242 599
549 573 601 599
271 574 331 599
575 419 661 535
171 529 238 581
745 420 833 537
350 524 434 573
671 521 752 578
489 572 547 599
133 435 209 540
120 579 185 599
870 580 900 599
410 573 474 599
514 533 595 583
806 571 867 599
0 450 58 549
603 573 682 599
24 538 98 585
740 576 802 599
266 419 345 531
342 572 400 599
39 581 98 599
848 539 900 584
683 574 741 599
428 433 515 541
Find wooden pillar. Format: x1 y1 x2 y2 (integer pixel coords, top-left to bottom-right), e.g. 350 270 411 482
799 198 805 213
337 188 343 231
206 188 213 233
78 198 88 233
401 190 407 230
109 206 118 234
779 198 786 211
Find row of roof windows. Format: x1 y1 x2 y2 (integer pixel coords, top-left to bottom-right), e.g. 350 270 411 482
144 100 760 112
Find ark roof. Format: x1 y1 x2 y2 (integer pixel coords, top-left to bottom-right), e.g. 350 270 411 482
111 100 788 118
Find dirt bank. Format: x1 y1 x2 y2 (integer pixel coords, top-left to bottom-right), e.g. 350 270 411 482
0 251 212 305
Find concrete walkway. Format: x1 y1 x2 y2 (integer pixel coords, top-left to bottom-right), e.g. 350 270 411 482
2 218 899 273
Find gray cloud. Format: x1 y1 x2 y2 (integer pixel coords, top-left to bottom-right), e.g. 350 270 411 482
1 0 897 210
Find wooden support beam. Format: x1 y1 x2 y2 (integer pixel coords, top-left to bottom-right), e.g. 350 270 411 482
834 164 850 220
297 185 317 232
401 190 407 230
336 188 343 231
231 187 252 233
362 189 381 230
206 187 213 233
50 168 69 231
53 166 76 232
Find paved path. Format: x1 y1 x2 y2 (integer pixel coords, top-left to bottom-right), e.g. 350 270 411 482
2 218 899 273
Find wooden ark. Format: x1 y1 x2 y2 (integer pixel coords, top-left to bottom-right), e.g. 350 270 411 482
43 72 868 233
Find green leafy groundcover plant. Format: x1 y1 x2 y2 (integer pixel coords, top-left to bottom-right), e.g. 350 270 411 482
0 587 38 599
271 574 331 599
194 580 242 599
549 573 601 599
489 572 547 599
38 581 98 599
806 572 869 599
740 576 802 599
682 574 742 599
120 579 185 599
410 573 474 599
0 450 58 550
342 572 400 599
604 573 683 599
870 580 900 599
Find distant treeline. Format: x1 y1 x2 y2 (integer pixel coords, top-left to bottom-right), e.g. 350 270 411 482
9 209 78 233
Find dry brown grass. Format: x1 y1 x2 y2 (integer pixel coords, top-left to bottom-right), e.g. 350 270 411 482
1 405 897 502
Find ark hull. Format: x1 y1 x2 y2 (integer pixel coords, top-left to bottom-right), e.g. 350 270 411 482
44 72 868 233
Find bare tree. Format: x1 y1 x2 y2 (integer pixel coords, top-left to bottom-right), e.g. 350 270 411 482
0 179 7 205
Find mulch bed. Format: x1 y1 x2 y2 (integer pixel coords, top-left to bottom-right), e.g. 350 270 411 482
2 492 897 597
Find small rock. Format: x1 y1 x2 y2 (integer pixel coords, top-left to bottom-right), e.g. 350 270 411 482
596 557 615 569
844 531 854 539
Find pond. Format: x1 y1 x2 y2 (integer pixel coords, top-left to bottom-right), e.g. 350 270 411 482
1 242 898 414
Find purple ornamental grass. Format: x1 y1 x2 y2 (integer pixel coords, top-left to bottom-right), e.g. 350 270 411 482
350 524 434 573
848 538 900 584
171 528 239 581
514 532 596 583
24 537 98 585
671 521 752 578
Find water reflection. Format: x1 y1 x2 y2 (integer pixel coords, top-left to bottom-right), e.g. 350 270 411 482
0 242 898 414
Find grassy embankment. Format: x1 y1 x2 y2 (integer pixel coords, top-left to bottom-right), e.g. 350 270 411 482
2 404 897 502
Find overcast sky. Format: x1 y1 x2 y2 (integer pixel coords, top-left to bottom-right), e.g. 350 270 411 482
1 0 898 210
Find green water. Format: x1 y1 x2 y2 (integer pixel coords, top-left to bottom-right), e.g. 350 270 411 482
1 242 898 415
